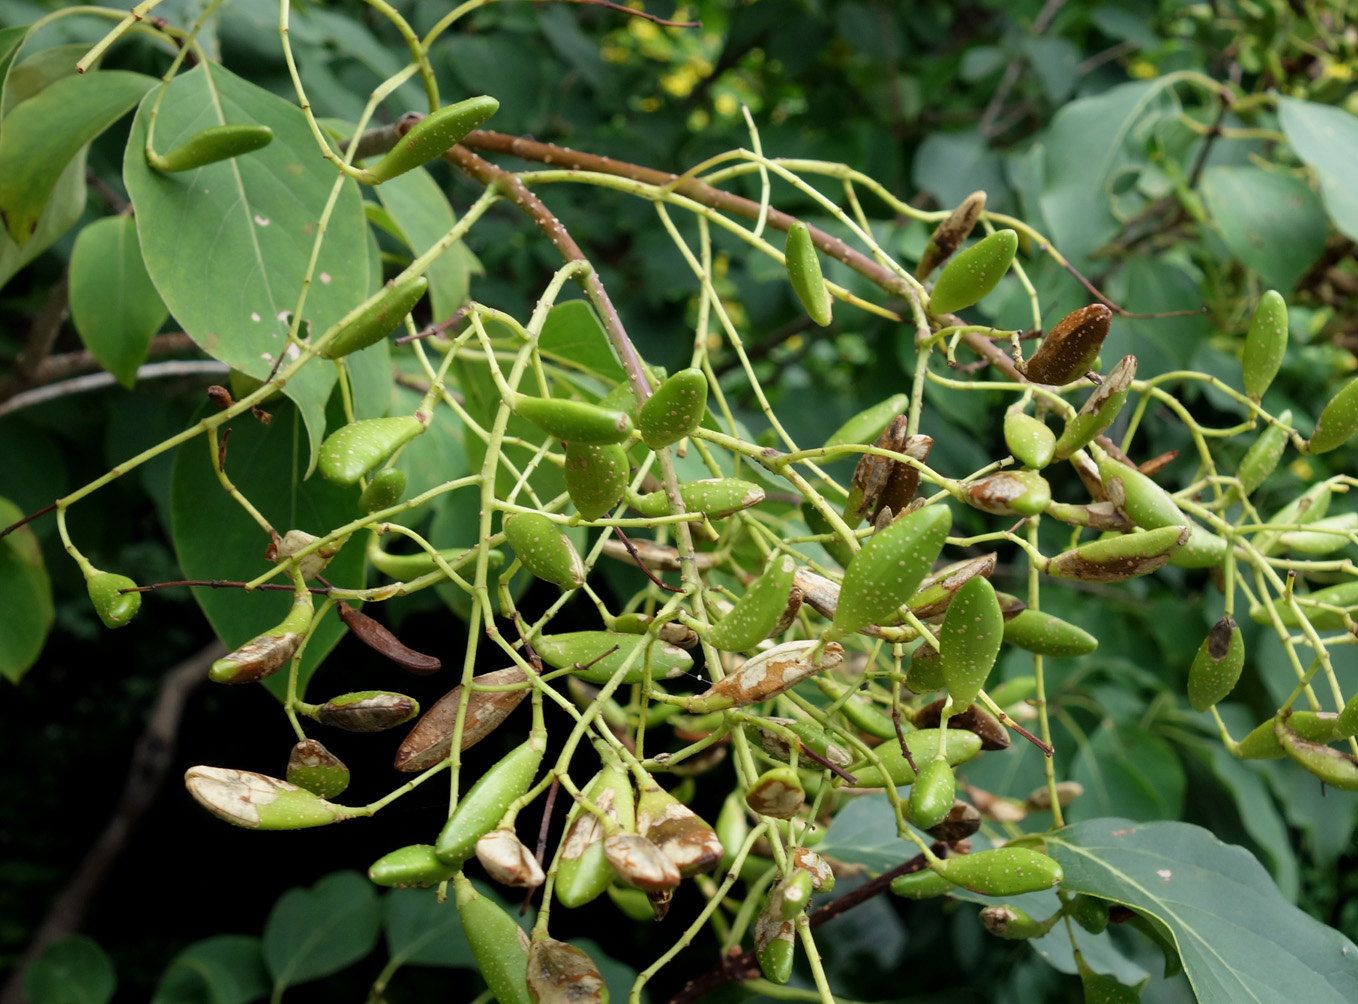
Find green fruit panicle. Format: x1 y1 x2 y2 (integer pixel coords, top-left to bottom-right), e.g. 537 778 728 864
928 229 1017 316
785 221 833 326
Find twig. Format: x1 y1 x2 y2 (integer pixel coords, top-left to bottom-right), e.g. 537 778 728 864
613 528 685 593
0 641 224 1004
0 333 198 405
0 360 229 417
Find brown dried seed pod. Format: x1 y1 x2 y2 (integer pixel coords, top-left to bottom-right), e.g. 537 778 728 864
1068 449 1107 502
916 190 987 280
1025 781 1084 812
924 799 983 843
475 828 546 889
909 554 997 620
526 938 608 1004
913 699 1010 750
598 537 721 572
878 435 933 520
992 591 1029 621
1044 501 1135 533
315 691 419 732
965 783 1028 823
273 529 345 581
790 847 836 892
1046 525 1189 582
1022 304 1111 385
603 833 682 892
688 640 845 713
337 600 441 674
637 780 724 877
393 666 529 772
286 739 350 799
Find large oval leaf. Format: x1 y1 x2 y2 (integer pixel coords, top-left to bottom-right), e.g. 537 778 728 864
1200 165 1327 292
168 401 365 700
1047 818 1358 1004
1279 97 1358 243
151 935 269 1004
69 215 168 387
263 871 380 991
124 62 372 472
0 495 53 683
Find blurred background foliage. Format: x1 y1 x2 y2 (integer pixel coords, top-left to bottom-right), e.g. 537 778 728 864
1 0 1356 1001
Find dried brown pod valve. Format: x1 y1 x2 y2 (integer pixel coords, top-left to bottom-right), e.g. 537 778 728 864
924 799 983 844
393 666 529 772
475 828 546 889
315 691 419 732
337 600 441 674
916 190 986 280
913 699 1010 750
526 938 608 1004
1022 304 1111 385
603 833 681 893
636 778 723 878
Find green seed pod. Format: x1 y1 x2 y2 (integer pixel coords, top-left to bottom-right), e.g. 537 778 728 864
1277 512 1358 555
987 676 1037 708
939 576 1003 707
770 870 815 922
748 718 854 768
1004 406 1056 469
908 554 996 621
1002 609 1098 658
1186 616 1245 712
979 904 1046 940
515 396 634 445
813 678 897 740
845 728 983 788
394 666 528 772
556 756 636 908
1068 894 1109 935
504 512 585 590
927 229 1017 316
687 640 844 714
184 766 355 829
1254 482 1334 557
359 467 406 513
1242 290 1288 401
908 758 957 830
315 691 419 732
745 767 806 820
1247 579 1358 631
1229 410 1291 503
1023 304 1112 385
1335 693 1358 740
362 96 500 184
1306 377 1358 455
785 221 832 326
150 124 273 172
1094 452 1228 568
1046 524 1189 582
534 631 693 685
319 415 426 486
709 554 798 652
85 570 141 629
823 394 910 450
1275 713 1358 791
209 589 314 684
286 739 350 798
453 873 533 1004
755 913 796 984
890 868 955 899
1051 355 1137 460
565 442 629 520
1233 712 1341 758
963 470 1051 517
916 190 986 280
937 847 1063 896
832 504 953 636
638 367 707 449
320 276 428 359
526 938 608 1004
605 883 656 921
630 478 766 520
370 545 503 581
636 778 724 877
435 735 545 868
368 843 458 888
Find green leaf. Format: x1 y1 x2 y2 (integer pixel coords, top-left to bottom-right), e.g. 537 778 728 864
168 401 366 699
124 62 372 474
1077 953 1146 1003
2 43 90 116
819 794 910 872
151 935 269 1004
383 887 477 969
0 495 53 683
538 300 627 385
0 140 85 290
0 70 155 244
68 215 168 387
24 935 116 1004
1047 818 1358 1004
1199 166 1327 291
263 871 381 991
1068 721 1186 824
1040 80 1178 265
0 23 32 115
373 164 469 323
1278 97 1358 242
912 128 1008 213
